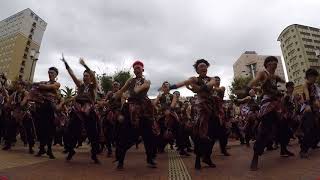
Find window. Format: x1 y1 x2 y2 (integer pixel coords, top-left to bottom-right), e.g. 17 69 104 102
297 48 300 51
314 40 320 43
312 34 320 38
298 25 309 30
299 55 302 58
27 40 31 46
32 22 36 27
305 44 315 49
309 58 318 62
310 27 320 32
21 61 25 66
28 35 32 39
293 35 296 38
306 51 316 55
25 47 29 52
300 32 311 36
23 54 27 58
302 38 312 42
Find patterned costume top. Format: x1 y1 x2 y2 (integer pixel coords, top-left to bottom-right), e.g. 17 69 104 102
76 83 96 104
159 93 173 111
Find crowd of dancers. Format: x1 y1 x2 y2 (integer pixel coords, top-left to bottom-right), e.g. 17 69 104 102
0 56 320 171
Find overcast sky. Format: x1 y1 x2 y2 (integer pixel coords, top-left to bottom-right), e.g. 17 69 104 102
1 0 320 97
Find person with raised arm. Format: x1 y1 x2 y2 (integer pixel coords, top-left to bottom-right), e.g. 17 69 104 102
61 56 100 164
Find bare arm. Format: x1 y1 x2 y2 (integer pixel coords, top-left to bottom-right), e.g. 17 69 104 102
303 83 310 102
134 79 150 94
61 56 82 87
114 78 132 98
248 71 265 88
38 82 61 91
20 91 29 106
80 58 97 88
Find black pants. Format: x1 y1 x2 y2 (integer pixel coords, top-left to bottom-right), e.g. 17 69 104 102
300 112 318 153
253 111 278 156
22 117 35 147
218 123 229 152
3 117 17 147
66 109 99 157
176 123 191 151
0 110 5 143
116 116 157 164
34 101 56 153
232 122 245 144
104 121 115 153
193 116 219 159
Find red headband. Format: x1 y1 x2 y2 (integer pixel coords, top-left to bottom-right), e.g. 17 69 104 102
132 60 144 68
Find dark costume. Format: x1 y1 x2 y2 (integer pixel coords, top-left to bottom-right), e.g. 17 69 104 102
115 77 158 168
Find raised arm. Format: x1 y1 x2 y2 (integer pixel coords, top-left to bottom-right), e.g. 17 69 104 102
61 55 82 87
38 82 61 91
80 58 97 88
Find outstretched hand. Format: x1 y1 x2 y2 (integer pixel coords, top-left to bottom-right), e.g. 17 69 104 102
79 58 86 66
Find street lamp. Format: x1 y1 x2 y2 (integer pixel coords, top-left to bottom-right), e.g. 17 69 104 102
29 49 39 82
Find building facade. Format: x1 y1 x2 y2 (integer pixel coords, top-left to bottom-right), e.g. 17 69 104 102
0 8 47 82
233 51 286 80
278 24 320 92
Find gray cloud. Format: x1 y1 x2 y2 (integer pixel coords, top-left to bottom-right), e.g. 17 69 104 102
1 0 320 96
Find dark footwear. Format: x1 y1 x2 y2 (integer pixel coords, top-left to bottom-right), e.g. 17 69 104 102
195 156 201 170
29 147 34 154
147 159 157 168
47 151 55 159
91 155 100 164
2 145 11 151
300 151 308 159
107 151 112 157
35 149 46 157
117 162 124 170
202 158 216 168
281 149 295 157
179 150 191 156
222 151 231 156
250 154 259 171
66 150 76 161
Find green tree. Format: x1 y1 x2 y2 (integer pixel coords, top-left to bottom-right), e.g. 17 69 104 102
99 75 113 93
61 86 76 99
113 70 132 87
229 76 252 100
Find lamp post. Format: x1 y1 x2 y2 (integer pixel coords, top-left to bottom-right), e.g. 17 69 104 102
29 49 39 82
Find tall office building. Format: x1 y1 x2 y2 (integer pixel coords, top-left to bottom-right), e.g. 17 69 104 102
0 8 47 82
278 24 320 92
233 51 286 80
